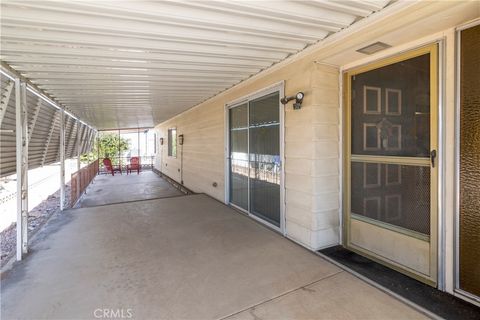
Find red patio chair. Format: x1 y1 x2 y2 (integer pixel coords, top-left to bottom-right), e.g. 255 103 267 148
127 156 141 175
103 158 122 176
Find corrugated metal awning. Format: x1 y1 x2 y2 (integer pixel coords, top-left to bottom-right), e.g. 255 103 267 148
0 74 96 178
0 0 390 129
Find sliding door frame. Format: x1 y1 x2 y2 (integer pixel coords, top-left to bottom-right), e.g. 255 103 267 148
224 81 286 234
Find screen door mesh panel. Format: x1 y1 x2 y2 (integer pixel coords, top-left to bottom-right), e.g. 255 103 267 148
351 162 430 235
249 92 281 227
350 54 431 158
459 24 480 297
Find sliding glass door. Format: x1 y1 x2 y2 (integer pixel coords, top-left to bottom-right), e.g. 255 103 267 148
228 90 282 230
229 104 249 211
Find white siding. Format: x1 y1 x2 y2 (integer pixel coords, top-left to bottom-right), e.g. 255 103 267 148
155 58 341 250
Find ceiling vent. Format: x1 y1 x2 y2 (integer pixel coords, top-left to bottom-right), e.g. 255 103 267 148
356 42 391 55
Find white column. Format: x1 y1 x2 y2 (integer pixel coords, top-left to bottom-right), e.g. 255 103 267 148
60 109 65 211
15 79 28 260
76 122 81 198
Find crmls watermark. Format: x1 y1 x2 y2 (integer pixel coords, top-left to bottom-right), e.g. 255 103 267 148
93 308 133 319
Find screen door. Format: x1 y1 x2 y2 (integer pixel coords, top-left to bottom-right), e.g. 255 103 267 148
345 44 438 285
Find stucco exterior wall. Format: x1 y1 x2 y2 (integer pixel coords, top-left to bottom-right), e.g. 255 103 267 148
154 56 340 250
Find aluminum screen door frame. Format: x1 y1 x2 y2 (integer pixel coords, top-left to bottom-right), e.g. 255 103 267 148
224 81 285 234
343 44 439 286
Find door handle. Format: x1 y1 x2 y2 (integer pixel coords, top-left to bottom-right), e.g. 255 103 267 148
430 150 437 168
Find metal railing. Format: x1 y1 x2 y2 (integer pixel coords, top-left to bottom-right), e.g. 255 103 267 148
230 159 280 185
98 156 155 174
70 159 99 207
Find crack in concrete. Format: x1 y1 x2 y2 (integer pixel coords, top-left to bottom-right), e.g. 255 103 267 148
218 270 344 320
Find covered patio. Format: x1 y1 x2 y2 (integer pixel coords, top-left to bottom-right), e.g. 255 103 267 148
78 171 183 208
2 0 479 318
1 188 426 319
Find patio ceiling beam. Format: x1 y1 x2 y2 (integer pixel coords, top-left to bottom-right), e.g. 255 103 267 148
84 128 93 154
62 102 199 107
306 0 374 17
51 92 214 98
343 0 387 12
31 79 237 86
142 0 350 30
47 90 216 94
15 68 252 80
82 128 89 155
45 87 223 97
50 95 216 100
27 98 42 143
82 126 90 149
0 79 14 127
20 73 246 81
0 43 274 67
1 22 308 53
83 129 90 155
1 29 290 61
65 118 77 158
182 1 350 30
56 95 204 100
2 2 331 41
48 88 219 93
41 109 59 167
78 124 86 153
65 99 200 103
38 85 229 90
3 57 262 74
56 100 207 105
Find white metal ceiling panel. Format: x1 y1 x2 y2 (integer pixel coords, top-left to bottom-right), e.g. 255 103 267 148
0 0 390 129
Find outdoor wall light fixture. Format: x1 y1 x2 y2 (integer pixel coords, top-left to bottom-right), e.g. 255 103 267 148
159 137 164 145
281 92 304 110
178 134 184 145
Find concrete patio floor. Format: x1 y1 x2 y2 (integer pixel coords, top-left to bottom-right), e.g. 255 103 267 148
1 193 428 319
78 170 183 208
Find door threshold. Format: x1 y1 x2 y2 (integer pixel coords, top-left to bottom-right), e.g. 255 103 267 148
318 246 480 319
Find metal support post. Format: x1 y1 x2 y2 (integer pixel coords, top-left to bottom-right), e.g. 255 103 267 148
15 79 28 260
118 129 121 166
137 128 140 157
76 122 81 199
60 109 65 210
96 132 100 173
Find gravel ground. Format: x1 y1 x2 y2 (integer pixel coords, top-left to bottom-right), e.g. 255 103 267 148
1 183 71 268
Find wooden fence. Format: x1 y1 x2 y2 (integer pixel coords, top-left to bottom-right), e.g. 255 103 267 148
70 159 99 207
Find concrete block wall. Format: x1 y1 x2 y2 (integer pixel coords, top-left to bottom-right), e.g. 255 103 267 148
154 56 340 250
